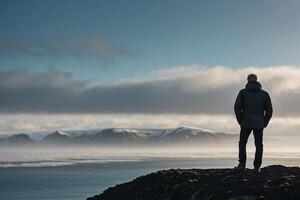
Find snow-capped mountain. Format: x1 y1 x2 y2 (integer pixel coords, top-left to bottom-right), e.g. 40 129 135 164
73 128 161 145
0 127 238 146
41 131 71 144
157 127 238 145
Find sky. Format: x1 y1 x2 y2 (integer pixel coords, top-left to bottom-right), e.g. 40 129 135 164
1 0 300 135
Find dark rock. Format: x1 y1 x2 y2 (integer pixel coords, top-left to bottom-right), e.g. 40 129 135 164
87 165 300 200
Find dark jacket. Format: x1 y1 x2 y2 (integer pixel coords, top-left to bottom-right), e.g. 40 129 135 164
234 81 273 128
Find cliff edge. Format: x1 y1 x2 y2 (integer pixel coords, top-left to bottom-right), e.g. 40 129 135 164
87 165 300 200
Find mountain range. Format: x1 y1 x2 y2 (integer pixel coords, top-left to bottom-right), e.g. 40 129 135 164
0 127 238 147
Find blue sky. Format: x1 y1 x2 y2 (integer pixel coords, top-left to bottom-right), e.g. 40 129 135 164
2 0 300 133
1 0 300 83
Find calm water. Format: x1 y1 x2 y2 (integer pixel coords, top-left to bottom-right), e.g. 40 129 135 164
1 147 300 200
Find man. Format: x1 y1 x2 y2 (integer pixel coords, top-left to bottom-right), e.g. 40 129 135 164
234 74 273 172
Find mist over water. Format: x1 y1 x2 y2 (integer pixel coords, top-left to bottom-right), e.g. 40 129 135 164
2 145 300 200
1 145 300 168
1 130 300 200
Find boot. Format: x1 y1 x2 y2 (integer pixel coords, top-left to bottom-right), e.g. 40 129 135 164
234 163 245 171
253 167 260 173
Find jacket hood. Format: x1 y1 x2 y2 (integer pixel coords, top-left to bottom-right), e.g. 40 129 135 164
245 81 262 91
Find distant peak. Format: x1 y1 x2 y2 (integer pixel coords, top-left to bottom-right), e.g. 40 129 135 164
52 130 67 136
171 126 214 134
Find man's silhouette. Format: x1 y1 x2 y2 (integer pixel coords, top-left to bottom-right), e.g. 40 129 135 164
234 74 273 172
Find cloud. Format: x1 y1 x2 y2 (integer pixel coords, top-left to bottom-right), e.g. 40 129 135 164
1 114 232 134
1 114 300 138
1 65 300 135
1 65 300 117
0 36 133 64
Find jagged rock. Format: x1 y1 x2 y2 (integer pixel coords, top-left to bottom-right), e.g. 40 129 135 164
87 165 300 200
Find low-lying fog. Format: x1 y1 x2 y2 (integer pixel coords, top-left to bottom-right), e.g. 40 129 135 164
2 141 300 168
2 126 300 168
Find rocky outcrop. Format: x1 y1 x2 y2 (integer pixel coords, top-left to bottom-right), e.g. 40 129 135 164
87 165 300 200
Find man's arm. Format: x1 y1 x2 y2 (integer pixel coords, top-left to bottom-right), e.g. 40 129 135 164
264 93 273 127
234 90 243 125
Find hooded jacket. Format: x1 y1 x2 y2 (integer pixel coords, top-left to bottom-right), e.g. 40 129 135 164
234 81 273 128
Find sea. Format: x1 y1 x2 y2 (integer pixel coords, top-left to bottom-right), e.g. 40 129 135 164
1 147 300 200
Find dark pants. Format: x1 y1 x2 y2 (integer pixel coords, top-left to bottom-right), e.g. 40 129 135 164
239 127 263 168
